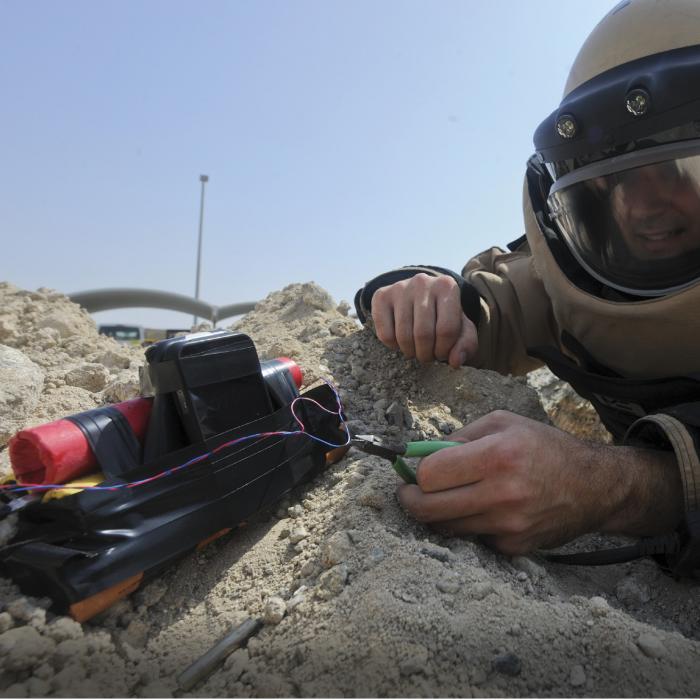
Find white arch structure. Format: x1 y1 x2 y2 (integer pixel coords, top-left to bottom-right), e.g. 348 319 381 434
69 288 258 325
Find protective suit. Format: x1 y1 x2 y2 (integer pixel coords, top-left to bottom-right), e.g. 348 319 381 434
355 0 700 575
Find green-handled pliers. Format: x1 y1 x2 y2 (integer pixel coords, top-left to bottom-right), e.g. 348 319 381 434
350 434 461 484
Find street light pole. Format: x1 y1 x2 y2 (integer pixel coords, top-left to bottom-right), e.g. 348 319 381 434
193 174 209 326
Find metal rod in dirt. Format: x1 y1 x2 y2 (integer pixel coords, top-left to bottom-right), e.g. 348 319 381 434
193 173 209 325
177 617 261 691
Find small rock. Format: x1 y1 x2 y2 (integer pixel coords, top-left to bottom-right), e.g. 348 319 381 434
287 594 305 611
398 644 429 676
570 664 586 686
96 349 131 369
516 571 529 582
320 531 353 568
386 401 413 428
357 484 385 510
492 652 521 676
289 527 310 544
0 345 45 446
421 542 452 562
287 505 304 518
299 560 318 577
317 564 349 598
350 359 372 383
373 398 391 412
45 616 84 642
637 632 667 659
470 581 495 600
511 555 546 580
263 597 286 625
138 581 168 608
328 319 349 336
103 377 141 402
38 309 94 339
0 626 55 671
123 619 149 648
615 577 651 607
6 598 43 627
367 547 385 565
394 589 420 604
64 363 109 392
0 612 12 634
437 578 460 594
246 637 263 657
589 596 609 618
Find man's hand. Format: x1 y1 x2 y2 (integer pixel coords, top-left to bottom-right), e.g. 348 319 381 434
397 410 683 556
371 273 478 369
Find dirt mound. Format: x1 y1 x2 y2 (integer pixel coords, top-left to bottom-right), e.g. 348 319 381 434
0 281 698 698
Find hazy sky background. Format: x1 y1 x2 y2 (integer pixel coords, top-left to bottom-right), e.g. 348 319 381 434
3 0 615 329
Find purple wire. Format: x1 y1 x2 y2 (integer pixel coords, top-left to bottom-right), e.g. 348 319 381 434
2 380 350 495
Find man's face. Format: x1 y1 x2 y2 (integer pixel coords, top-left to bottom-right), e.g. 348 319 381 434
601 162 700 260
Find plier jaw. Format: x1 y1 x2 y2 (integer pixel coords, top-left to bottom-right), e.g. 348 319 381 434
349 434 407 462
350 434 418 484
349 434 462 485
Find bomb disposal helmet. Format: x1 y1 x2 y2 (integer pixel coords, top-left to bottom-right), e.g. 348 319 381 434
533 0 700 297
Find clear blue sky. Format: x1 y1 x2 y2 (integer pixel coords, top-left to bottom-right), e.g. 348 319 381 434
2 0 615 328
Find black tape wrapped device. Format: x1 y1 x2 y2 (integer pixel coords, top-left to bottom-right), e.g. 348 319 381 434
143 331 276 460
1 331 344 617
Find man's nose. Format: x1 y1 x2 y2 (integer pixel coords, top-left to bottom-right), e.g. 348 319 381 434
618 173 671 220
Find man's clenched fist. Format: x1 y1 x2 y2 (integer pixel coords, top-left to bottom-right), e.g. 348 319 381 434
371 273 478 368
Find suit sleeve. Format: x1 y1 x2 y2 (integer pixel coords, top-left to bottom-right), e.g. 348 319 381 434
462 245 560 375
354 245 560 376
624 407 700 577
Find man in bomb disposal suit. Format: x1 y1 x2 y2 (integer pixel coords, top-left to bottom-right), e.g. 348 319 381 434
354 0 700 575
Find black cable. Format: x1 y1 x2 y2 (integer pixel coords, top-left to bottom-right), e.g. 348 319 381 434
544 534 680 566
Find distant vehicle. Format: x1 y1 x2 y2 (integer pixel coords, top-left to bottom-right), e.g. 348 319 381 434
98 324 144 345
99 325 189 347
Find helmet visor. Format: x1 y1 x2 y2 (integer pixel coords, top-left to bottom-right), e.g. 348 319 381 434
547 143 700 296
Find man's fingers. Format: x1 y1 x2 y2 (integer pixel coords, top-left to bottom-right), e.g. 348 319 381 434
415 433 502 493
393 294 416 358
432 512 513 536
446 315 478 368
433 287 465 361
449 409 529 443
371 293 398 350
397 481 494 523
370 275 479 366
413 289 437 363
